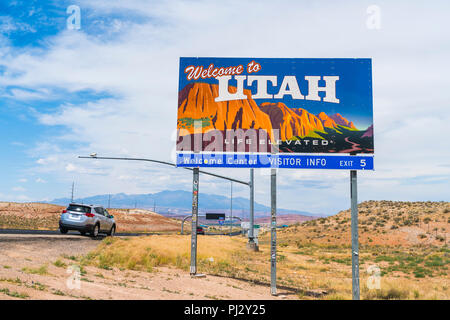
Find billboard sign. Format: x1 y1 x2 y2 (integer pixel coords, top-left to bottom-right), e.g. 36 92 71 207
177 57 374 169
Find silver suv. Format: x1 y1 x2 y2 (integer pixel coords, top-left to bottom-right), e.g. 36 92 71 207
59 203 116 237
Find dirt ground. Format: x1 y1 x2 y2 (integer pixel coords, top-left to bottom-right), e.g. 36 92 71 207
0 234 293 300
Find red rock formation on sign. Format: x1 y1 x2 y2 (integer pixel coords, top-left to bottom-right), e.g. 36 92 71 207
259 102 324 140
177 82 360 145
329 113 356 129
292 108 325 132
362 124 373 138
317 111 339 129
177 82 274 138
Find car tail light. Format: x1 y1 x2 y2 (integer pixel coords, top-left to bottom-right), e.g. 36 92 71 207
85 213 95 218
62 209 67 214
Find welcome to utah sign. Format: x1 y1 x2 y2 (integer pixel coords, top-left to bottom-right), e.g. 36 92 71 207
176 58 374 170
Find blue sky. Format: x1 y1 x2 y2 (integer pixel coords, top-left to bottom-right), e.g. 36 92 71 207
0 0 449 215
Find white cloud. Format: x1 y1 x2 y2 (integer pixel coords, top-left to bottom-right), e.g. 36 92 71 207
118 175 134 181
36 156 58 165
12 186 26 192
65 163 76 172
0 192 30 202
15 195 30 201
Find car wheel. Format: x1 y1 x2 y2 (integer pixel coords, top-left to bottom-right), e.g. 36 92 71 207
108 225 116 237
60 227 68 234
91 224 99 238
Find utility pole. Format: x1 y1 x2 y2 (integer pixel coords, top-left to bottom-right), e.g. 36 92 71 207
230 181 233 236
270 166 277 296
190 168 200 275
247 168 258 251
108 194 111 209
153 199 156 212
71 181 74 202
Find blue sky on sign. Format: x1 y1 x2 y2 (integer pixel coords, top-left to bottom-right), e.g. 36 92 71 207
179 57 373 130
0 0 449 215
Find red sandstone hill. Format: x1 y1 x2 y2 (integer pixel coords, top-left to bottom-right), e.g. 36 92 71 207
259 102 324 139
177 83 274 139
329 113 357 129
177 82 360 143
317 111 339 129
0 202 181 232
362 124 373 138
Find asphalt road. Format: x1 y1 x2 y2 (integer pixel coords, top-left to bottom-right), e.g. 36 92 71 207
0 229 242 237
0 228 158 237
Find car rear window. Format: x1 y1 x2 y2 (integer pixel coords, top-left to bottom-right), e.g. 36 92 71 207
67 205 91 213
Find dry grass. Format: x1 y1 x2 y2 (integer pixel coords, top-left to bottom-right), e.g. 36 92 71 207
82 233 449 300
83 235 251 277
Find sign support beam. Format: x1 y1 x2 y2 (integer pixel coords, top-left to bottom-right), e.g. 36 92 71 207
270 167 277 296
247 168 258 251
190 167 199 276
79 156 250 186
350 169 360 299
230 181 233 236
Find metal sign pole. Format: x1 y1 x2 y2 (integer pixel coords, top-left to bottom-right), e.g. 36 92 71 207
247 168 258 251
270 167 277 295
230 181 233 236
190 167 199 275
350 169 360 299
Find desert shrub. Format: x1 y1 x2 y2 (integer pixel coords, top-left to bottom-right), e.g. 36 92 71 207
21 265 48 275
53 260 66 268
425 255 446 267
0 288 29 299
364 288 409 300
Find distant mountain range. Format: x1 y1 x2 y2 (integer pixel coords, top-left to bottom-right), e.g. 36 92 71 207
50 190 321 218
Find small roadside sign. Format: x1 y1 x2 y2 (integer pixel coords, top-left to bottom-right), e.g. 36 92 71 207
206 213 226 220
